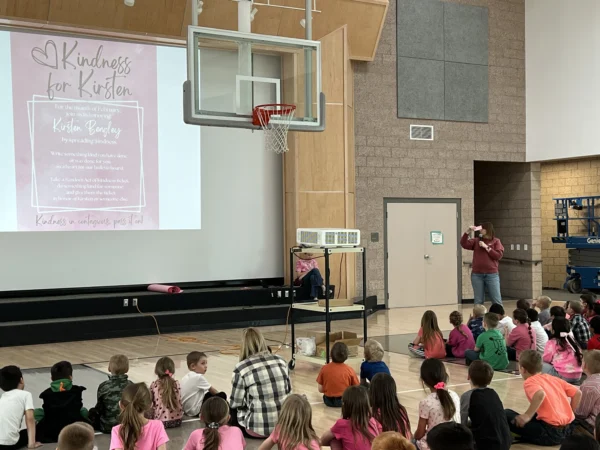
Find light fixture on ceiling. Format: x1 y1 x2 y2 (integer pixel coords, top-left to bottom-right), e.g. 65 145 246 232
124 0 134 6
250 7 258 21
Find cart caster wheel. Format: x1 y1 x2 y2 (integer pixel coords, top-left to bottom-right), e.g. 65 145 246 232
567 278 582 294
288 359 296 371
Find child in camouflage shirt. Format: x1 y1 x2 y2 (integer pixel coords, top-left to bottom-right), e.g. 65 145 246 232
89 354 133 433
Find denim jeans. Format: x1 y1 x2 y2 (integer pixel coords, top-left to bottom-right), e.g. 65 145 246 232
323 395 342 407
465 349 480 365
505 409 571 446
471 272 502 305
302 268 324 298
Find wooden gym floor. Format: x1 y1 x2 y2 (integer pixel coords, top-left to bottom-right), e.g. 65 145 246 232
0 301 557 450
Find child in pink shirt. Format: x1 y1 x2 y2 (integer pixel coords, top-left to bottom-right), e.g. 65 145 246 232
259 395 319 450
110 383 169 450
506 309 536 361
184 397 245 450
446 311 475 358
542 317 583 383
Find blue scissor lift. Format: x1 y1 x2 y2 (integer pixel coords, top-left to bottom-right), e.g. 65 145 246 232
552 196 600 293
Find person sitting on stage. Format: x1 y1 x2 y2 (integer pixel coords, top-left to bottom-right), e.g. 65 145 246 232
295 254 327 301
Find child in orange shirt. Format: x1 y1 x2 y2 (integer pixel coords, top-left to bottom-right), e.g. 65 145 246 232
504 350 582 446
408 311 446 359
317 342 359 407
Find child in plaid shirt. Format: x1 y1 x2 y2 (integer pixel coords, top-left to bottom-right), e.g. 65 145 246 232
568 300 592 349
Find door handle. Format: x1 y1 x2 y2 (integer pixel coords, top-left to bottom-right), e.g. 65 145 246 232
424 255 430 259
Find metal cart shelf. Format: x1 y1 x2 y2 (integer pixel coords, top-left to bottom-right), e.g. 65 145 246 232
288 246 367 369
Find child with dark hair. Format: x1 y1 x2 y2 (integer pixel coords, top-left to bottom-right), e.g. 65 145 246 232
506 309 536 361
460 361 511 450
317 342 359 407
150 357 183 428
569 300 592 349
35 361 89 443
0 366 40 450
446 311 475 358
184 397 244 450
581 294 598 322
544 305 567 334
517 299 532 311
409 310 446 359
426 422 474 450
414 359 460 450
57 423 95 450
543 317 583 383
181 351 226 417
489 304 515 338
369 373 411 440
465 313 509 370
588 317 600 351
527 309 548 353
505 350 582 446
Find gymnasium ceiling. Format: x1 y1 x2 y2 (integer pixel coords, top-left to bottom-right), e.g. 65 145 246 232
0 0 388 61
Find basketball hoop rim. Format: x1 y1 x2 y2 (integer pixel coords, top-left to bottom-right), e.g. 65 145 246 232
252 103 297 126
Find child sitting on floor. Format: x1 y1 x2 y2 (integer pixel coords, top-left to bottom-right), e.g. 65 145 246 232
181 351 227 417
426 423 474 450
0 366 40 450
150 357 183 428
489 304 515 338
372 432 415 450
467 305 486 341
57 423 95 450
409 310 446 359
317 342 359 407
259 394 318 450
543 317 583 383
506 309 536 361
535 296 552 326
465 313 509 370
35 361 89 443
413 359 460 450
89 354 133 433
184 397 245 450
504 350 582 447
360 339 390 383
320 386 381 450
544 305 567 333
581 293 598 322
588 317 600 351
517 299 532 311
460 360 511 450
369 373 411 440
446 311 475 358
527 309 548 353
575 350 600 436
569 300 592 350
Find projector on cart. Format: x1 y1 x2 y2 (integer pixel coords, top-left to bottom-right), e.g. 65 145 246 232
296 228 361 248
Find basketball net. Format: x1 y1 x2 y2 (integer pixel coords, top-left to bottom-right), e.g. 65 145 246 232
252 104 296 154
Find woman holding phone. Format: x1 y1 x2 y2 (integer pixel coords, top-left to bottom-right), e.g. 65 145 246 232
461 222 504 305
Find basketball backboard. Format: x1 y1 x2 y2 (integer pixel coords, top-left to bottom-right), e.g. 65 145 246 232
183 26 324 131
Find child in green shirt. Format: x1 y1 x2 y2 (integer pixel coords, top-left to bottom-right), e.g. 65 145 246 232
465 312 509 370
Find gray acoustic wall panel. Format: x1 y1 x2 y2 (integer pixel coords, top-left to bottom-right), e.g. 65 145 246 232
397 0 444 60
444 3 489 65
445 62 488 123
397 57 445 120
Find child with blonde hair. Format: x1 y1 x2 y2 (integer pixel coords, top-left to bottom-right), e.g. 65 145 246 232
535 296 552 326
467 305 487 341
321 386 381 450
110 383 169 450
57 423 95 450
259 394 319 450
360 340 390 383
446 311 475 358
372 432 415 450
409 311 445 359
150 357 183 428
413 359 460 450
184 397 245 450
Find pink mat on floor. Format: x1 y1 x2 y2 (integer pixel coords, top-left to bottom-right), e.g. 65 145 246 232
147 284 183 294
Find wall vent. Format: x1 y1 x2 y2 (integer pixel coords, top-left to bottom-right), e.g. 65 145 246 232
410 125 434 141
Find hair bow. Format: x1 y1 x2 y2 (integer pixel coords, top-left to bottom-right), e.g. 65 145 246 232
164 369 173 377
207 422 220 429
434 382 445 390
560 332 569 338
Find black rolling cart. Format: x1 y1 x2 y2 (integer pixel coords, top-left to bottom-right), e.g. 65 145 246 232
287 246 367 370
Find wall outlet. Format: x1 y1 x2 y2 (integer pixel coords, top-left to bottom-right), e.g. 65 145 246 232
516 244 521 251
123 298 129 307
524 244 528 251
277 290 282 298
284 291 289 298
132 298 138 307
511 244 514 250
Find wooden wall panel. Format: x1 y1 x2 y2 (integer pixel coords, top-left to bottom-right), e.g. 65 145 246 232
297 105 345 192
321 28 345 104
347 105 355 194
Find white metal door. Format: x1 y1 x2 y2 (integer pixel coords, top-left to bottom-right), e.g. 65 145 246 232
386 201 459 308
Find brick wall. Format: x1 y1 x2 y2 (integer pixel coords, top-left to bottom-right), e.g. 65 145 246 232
354 0 529 302
541 158 600 289
474 162 542 299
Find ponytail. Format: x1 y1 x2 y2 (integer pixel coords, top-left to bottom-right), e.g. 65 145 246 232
202 424 221 450
513 309 533 347
551 317 583 367
435 384 456 421
566 335 584 366
201 397 229 450
119 383 152 450
154 357 180 411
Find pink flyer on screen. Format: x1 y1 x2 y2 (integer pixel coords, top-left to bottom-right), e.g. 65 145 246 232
10 32 159 231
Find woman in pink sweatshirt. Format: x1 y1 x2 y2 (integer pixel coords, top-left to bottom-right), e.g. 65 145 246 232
460 222 504 306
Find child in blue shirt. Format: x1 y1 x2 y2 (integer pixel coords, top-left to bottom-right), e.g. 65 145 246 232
468 305 487 341
360 339 390 383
